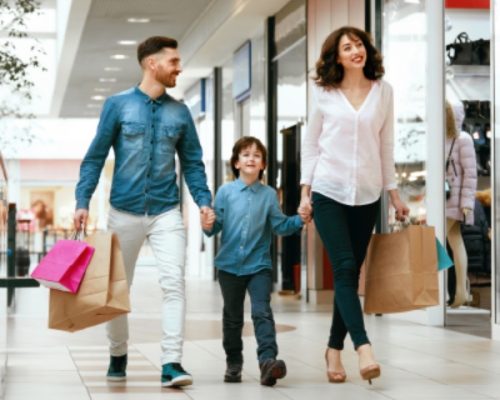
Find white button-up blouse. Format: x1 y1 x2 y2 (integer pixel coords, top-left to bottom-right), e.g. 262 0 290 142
300 79 397 206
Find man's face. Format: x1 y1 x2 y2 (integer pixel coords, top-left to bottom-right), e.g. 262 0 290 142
151 48 182 88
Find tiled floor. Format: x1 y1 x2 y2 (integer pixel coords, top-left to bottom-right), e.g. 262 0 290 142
4 266 500 400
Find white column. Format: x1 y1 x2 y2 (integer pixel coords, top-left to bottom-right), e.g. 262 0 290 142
492 0 500 340
425 0 445 326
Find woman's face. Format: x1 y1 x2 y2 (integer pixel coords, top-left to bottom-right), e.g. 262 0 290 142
336 34 367 71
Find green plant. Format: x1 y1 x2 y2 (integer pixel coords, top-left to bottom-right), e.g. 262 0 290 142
0 0 46 151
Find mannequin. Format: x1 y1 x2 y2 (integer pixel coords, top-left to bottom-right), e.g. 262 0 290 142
445 101 477 308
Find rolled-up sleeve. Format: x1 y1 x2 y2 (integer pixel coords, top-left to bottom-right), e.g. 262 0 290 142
75 98 118 210
300 100 323 185
177 107 212 208
380 85 397 191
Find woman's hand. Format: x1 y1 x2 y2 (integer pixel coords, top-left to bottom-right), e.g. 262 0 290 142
388 189 410 222
298 185 313 223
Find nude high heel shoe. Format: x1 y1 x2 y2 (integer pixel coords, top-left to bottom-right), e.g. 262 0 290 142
325 349 346 383
360 363 381 384
357 344 381 384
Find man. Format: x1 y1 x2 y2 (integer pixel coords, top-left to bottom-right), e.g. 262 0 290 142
74 36 212 388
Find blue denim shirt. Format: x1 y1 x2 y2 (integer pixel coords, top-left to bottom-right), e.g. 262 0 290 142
75 87 212 215
205 178 303 275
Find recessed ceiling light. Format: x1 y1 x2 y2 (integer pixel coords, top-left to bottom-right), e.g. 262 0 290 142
91 95 105 101
110 54 128 60
104 66 121 72
99 78 116 83
94 87 111 92
118 40 137 46
127 17 150 23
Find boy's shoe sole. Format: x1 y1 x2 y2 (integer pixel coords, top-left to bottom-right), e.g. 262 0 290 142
260 359 287 386
106 375 126 382
224 374 242 383
161 374 193 388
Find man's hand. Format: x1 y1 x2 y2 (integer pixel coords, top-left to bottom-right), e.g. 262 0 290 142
200 206 215 231
74 208 89 231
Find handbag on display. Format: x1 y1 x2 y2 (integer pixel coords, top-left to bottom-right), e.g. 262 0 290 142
446 32 490 66
31 235 95 293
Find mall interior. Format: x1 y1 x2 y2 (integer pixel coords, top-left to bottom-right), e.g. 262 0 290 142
1 0 500 399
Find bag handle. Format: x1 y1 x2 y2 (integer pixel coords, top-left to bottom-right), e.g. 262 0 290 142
455 32 471 44
445 138 457 176
71 230 85 241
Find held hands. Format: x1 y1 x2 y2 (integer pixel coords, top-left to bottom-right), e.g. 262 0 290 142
298 186 313 224
73 208 89 231
200 206 215 231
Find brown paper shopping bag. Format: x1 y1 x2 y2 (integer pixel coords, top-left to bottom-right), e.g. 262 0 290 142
49 231 130 332
363 225 439 314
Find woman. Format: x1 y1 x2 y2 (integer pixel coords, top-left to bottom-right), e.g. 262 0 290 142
298 26 409 384
445 101 477 308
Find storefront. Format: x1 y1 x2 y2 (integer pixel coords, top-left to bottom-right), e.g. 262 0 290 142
376 0 499 337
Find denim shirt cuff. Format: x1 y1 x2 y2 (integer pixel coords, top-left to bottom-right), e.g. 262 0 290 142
76 199 90 210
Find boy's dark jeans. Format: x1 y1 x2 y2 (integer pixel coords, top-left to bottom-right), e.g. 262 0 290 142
312 192 379 350
218 269 277 364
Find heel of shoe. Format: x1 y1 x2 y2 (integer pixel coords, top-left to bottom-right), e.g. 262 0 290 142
360 364 380 384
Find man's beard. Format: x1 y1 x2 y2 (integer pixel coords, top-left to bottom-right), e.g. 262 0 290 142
156 68 176 88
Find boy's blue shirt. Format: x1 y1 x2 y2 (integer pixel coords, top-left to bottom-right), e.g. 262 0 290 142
205 178 303 275
75 86 211 215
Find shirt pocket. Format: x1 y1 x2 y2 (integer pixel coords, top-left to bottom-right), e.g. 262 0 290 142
120 122 145 149
158 125 182 154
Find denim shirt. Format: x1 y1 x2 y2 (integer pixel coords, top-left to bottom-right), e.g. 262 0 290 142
205 178 303 275
75 87 212 215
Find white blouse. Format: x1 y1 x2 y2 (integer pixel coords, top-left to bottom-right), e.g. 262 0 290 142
300 79 397 206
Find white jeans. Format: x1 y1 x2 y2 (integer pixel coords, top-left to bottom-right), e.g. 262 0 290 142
107 207 186 365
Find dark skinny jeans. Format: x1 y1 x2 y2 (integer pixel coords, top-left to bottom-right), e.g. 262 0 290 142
218 269 277 364
312 192 379 350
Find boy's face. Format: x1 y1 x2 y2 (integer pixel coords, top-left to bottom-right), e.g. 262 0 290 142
235 143 265 180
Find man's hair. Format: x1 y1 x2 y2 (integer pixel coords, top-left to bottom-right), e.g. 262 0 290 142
137 36 178 64
230 136 267 180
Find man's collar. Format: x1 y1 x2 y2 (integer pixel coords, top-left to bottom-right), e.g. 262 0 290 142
134 86 168 104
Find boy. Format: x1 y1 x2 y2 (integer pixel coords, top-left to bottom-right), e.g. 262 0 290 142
202 136 307 386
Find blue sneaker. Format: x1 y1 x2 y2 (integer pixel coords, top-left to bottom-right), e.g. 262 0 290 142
161 363 193 387
106 354 127 381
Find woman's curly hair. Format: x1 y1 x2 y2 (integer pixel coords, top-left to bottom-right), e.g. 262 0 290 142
314 26 384 88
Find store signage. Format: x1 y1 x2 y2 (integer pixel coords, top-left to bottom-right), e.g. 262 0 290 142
445 0 489 8
233 40 252 102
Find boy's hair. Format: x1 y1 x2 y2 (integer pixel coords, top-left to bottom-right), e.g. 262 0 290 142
230 136 267 180
137 36 178 64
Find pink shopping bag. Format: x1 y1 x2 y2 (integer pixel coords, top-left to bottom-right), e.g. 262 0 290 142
31 240 95 293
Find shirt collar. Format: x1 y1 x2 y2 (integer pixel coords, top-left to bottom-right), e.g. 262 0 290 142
134 86 169 104
235 177 261 192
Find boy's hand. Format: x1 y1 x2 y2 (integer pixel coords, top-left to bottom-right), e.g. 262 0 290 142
200 206 215 231
298 205 312 224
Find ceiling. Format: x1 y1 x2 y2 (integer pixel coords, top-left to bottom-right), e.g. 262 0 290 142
51 0 290 118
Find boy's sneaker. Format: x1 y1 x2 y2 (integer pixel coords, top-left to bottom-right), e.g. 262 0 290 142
260 359 287 386
161 362 193 387
224 362 242 383
106 354 127 381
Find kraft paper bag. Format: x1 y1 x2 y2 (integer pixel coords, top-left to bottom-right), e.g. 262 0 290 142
49 231 130 332
31 239 94 293
363 225 439 314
